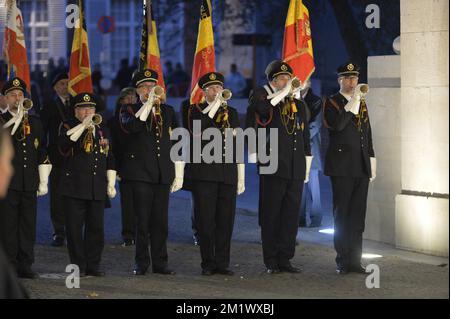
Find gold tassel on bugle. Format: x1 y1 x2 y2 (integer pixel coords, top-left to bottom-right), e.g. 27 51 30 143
290 98 297 114
82 127 94 153
22 116 31 136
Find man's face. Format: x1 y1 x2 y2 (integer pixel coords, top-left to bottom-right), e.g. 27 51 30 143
339 75 359 94
204 84 223 102
122 93 137 105
0 135 14 198
53 79 69 98
271 74 292 91
75 106 95 122
5 90 24 112
136 82 156 103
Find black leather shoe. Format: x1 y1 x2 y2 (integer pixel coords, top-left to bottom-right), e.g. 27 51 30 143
279 264 302 273
122 239 135 247
153 267 176 275
201 269 215 276
216 268 234 276
85 270 105 277
349 265 368 274
133 268 147 276
336 267 349 275
51 235 65 247
298 220 307 227
17 268 39 279
265 267 281 274
193 235 200 246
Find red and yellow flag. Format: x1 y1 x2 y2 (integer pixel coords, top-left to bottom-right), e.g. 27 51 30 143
139 0 165 88
68 0 93 96
282 0 315 83
190 0 215 105
3 0 31 91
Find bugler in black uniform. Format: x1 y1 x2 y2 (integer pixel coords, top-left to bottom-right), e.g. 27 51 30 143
58 92 116 276
0 77 51 279
323 62 376 274
185 72 245 276
248 61 312 274
119 69 182 276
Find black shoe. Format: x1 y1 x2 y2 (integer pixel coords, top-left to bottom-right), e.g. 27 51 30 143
336 266 349 275
201 269 215 276
133 268 147 276
153 267 176 275
349 265 368 274
121 239 135 247
216 268 234 276
17 268 39 279
299 220 307 227
85 270 105 277
279 264 302 273
51 235 65 247
265 267 281 274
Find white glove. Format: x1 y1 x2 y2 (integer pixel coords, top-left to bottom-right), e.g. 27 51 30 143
370 157 377 182
267 79 294 106
66 115 94 142
344 93 361 115
135 99 154 122
170 161 185 193
237 163 245 195
202 96 222 119
107 170 117 198
135 88 162 121
3 106 24 135
305 156 313 184
37 164 52 196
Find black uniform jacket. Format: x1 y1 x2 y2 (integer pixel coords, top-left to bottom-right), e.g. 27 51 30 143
58 117 115 201
323 92 375 178
249 85 311 180
1 112 47 192
119 102 178 185
185 102 241 185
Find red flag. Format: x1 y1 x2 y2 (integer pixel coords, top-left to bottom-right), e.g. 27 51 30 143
190 0 215 105
282 0 315 83
3 0 31 91
139 0 165 88
68 0 93 96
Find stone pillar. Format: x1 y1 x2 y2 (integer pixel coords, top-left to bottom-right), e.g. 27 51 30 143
364 55 401 245
395 0 449 256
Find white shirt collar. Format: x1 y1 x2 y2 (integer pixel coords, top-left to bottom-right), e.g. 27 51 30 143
0 106 9 114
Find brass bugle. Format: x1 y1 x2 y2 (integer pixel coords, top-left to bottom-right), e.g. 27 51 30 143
220 89 232 101
356 83 369 96
22 98 33 111
152 85 164 97
91 114 102 126
291 78 302 90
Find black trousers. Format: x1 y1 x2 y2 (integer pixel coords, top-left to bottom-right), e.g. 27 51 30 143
192 181 237 271
64 196 105 272
49 167 65 238
330 176 369 268
119 180 135 241
259 175 303 269
0 190 37 271
131 181 170 271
